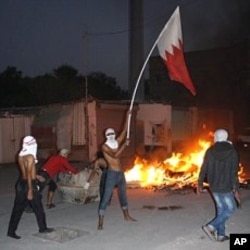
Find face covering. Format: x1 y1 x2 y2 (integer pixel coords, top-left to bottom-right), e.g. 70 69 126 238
105 128 118 149
19 136 38 163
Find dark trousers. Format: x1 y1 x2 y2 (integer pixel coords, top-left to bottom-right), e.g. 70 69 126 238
25 170 57 211
7 179 47 234
37 170 57 192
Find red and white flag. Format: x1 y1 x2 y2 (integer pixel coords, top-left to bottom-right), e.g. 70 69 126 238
157 6 196 95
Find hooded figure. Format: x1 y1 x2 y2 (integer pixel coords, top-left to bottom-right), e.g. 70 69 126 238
214 129 232 145
19 136 38 163
214 129 228 143
105 128 118 149
198 128 240 241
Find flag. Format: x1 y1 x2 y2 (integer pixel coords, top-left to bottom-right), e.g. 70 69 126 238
157 6 196 96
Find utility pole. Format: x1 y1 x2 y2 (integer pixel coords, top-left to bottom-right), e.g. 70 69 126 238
129 0 144 101
83 32 88 102
83 32 89 160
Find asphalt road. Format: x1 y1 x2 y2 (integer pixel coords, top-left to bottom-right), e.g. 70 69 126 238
0 154 249 250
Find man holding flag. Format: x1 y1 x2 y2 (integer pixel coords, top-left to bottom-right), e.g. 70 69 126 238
98 110 136 230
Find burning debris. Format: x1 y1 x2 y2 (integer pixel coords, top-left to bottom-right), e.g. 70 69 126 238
125 139 247 192
56 137 249 204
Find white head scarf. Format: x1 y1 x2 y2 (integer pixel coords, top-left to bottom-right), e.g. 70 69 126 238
19 136 38 163
59 148 70 157
214 129 228 143
105 128 118 149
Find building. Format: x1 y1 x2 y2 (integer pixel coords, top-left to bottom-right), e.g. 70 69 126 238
148 41 249 130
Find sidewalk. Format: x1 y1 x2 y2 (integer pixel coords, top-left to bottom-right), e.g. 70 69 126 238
0 164 249 250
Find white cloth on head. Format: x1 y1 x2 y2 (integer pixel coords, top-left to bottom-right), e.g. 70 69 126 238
214 129 228 143
105 128 115 136
105 139 118 149
59 148 70 157
105 127 118 149
19 136 38 163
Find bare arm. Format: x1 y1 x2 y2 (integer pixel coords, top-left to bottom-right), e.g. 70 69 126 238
87 158 107 183
26 156 36 200
83 158 107 190
88 158 107 182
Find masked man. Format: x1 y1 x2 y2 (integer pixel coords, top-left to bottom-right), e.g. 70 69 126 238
7 136 53 239
197 129 240 242
97 110 136 230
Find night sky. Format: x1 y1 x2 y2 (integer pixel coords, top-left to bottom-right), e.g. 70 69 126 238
0 0 249 90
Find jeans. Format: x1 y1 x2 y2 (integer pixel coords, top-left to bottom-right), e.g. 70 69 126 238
98 170 128 215
209 191 237 237
99 169 107 198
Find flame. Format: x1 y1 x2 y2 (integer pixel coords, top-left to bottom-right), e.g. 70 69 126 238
125 139 245 189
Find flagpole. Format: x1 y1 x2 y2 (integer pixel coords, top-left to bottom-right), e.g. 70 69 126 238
126 11 175 139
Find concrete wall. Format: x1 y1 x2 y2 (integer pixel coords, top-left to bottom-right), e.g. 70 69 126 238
137 103 172 154
0 115 33 163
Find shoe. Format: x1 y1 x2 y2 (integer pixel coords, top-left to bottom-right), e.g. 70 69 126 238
202 225 216 241
217 235 230 242
46 203 56 209
7 233 21 239
39 228 54 233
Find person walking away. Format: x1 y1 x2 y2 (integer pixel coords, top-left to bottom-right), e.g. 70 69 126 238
98 110 136 230
7 136 53 239
197 129 240 242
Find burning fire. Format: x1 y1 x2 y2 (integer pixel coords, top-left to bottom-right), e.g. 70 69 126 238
125 139 245 189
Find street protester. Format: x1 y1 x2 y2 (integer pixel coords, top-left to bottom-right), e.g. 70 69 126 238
24 148 80 213
84 151 113 203
7 136 53 239
37 148 80 208
197 129 240 242
98 110 136 230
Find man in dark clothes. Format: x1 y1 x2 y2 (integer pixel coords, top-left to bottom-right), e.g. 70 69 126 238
197 129 240 242
7 136 53 239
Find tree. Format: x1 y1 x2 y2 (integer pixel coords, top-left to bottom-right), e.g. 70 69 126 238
87 72 129 100
0 65 129 107
0 67 28 107
53 65 78 80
